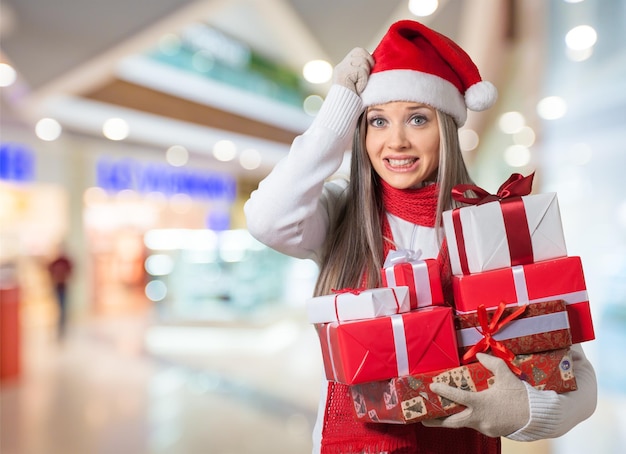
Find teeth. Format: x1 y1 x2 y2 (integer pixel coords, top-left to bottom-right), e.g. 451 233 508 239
387 158 416 166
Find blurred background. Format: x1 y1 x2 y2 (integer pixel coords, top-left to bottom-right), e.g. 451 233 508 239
1 0 625 453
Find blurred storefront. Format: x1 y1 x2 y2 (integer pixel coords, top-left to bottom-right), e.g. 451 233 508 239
0 21 319 332
0 142 71 343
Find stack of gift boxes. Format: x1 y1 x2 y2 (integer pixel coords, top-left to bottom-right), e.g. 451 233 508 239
306 173 594 425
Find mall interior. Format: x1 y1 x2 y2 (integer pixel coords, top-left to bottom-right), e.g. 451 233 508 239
1 0 625 453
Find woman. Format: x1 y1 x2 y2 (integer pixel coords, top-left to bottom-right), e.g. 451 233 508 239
245 20 597 454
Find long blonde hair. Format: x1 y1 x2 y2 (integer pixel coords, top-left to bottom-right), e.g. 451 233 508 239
313 110 473 297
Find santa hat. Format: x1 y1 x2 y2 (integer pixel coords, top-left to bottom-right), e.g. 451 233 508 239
361 20 497 126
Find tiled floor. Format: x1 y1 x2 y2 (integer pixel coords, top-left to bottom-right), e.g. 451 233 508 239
0 309 621 454
1 311 321 454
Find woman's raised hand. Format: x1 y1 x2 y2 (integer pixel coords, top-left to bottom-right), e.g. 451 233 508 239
332 47 374 95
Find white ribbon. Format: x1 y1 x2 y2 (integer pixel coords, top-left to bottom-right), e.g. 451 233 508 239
325 316 410 381
383 249 432 309
457 311 570 348
383 248 422 268
391 314 409 377
454 290 589 315
511 265 588 307
512 265 530 303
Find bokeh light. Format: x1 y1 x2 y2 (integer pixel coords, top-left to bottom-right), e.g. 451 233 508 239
458 128 479 152
145 280 167 302
513 126 536 148
145 254 174 276
213 140 237 162
409 0 439 17
303 94 324 116
166 145 189 167
0 63 17 87
239 148 262 170
102 118 130 141
565 25 597 50
504 144 532 167
537 96 567 120
302 60 332 84
35 118 62 141
498 111 526 134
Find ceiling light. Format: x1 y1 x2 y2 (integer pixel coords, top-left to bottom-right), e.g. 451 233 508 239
565 25 597 50
35 118 62 141
537 96 567 120
213 140 237 162
102 118 130 141
0 63 17 87
408 0 439 17
302 60 332 84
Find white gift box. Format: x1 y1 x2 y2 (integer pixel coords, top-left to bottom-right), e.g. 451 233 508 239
443 192 568 276
305 286 410 324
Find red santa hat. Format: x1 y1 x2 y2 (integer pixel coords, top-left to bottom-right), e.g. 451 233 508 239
361 20 497 126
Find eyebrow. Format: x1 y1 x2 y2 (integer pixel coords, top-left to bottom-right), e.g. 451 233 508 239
367 105 433 114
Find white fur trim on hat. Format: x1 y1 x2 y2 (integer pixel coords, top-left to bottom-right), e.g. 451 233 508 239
465 81 498 112
361 70 468 126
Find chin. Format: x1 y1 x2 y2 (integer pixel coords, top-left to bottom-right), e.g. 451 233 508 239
388 179 421 190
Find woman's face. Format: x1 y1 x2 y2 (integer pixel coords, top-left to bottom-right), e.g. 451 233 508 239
365 101 440 189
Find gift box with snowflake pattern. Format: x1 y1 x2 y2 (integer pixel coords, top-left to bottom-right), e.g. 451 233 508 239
350 348 577 424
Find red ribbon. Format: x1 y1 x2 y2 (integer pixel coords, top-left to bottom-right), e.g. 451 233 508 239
331 288 365 295
451 172 535 206
451 173 535 275
461 302 528 376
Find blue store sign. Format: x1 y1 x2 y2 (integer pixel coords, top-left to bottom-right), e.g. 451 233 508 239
96 157 236 202
0 143 35 183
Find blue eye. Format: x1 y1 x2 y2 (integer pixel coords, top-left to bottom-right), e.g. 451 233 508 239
411 115 427 125
368 117 386 127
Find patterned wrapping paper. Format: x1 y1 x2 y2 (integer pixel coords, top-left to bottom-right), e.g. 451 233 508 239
452 256 595 344
350 348 577 425
381 251 445 309
455 300 572 364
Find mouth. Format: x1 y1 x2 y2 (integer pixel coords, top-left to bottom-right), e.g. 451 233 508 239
384 157 419 170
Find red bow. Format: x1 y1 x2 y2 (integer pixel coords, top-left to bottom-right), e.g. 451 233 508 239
452 172 535 206
462 302 528 376
450 172 536 274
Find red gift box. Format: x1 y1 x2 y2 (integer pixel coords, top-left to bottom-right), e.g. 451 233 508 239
350 348 577 424
315 306 459 385
455 300 572 365
442 173 567 276
452 256 595 344
381 250 445 309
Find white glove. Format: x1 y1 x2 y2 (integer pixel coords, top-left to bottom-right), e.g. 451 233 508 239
422 353 530 438
332 47 374 95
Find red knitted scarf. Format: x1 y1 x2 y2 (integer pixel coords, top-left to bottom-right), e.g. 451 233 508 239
318 180 500 454
380 180 438 256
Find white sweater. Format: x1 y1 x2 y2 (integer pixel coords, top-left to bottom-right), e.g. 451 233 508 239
244 85 597 441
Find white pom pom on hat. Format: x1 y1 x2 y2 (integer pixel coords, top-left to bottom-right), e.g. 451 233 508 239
361 20 498 127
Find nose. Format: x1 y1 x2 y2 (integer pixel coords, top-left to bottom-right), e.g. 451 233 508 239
387 124 410 150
